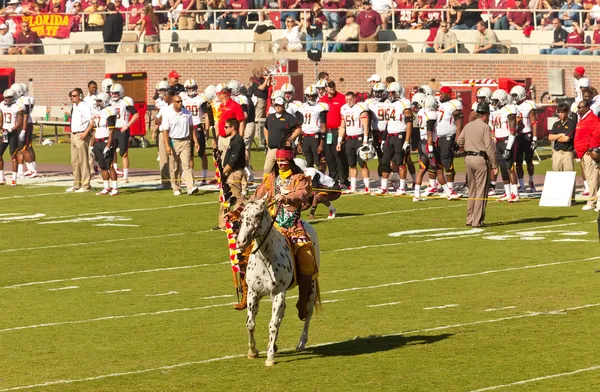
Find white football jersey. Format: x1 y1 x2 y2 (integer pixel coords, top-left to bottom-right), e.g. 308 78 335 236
417 108 438 140
298 102 329 135
367 99 388 132
1 101 23 131
155 97 168 111
305 167 336 188
386 98 411 134
517 100 537 134
437 99 462 137
156 104 173 126
183 94 207 126
492 104 519 138
341 102 368 137
233 94 249 106
267 100 301 117
112 96 135 128
590 95 600 117
93 106 118 139
84 93 97 110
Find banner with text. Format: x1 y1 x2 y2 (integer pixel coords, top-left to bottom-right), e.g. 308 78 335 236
11 14 74 39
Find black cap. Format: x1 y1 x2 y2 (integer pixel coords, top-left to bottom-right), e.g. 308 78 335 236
327 80 336 88
476 102 490 114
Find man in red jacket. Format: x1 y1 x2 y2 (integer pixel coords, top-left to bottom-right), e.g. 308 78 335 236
319 81 349 186
574 99 600 211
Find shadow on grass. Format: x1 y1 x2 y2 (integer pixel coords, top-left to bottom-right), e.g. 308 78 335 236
489 215 578 227
280 333 452 361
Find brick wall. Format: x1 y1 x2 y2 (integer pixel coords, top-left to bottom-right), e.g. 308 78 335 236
4 54 594 109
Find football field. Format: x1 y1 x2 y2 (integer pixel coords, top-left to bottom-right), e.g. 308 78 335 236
2 146 600 391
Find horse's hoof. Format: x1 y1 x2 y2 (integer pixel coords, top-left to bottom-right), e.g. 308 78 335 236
248 350 259 359
296 344 306 352
265 359 275 367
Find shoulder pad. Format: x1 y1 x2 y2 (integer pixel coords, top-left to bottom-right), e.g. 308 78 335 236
319 102 329 111
450 99 463 110
106 107 118 116
526 100 537 109
123 96 134 106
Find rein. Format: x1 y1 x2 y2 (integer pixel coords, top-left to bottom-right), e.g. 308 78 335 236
252 201 281 256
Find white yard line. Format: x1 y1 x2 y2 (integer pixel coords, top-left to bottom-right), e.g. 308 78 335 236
312 204 463 222
367 302 401 308
483 306 516 312
145 291 178 297
0 192 66 201
423 304 458 310
2 261 229 289
504 223 579 232
199 294 234 300
93 224 140 227
42 202 218 220
47 286 79 291
99 289 132 294
468 365 600 392
324 234 481 253
1 302 597 392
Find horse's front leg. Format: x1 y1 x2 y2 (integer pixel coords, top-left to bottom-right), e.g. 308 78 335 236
297 278 316 352
246 289 260 359
265 290 286 367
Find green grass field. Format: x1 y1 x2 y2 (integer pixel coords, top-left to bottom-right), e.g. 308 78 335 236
1 141 599 391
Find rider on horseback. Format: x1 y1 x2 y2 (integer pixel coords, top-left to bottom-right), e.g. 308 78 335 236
248 147 318 321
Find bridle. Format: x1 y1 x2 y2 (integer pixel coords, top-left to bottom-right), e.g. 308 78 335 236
252 201 281 255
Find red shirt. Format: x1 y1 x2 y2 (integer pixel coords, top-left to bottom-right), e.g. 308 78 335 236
217 98 245 137
319 92 346 129
594 29 600 44
574 110 600 158
566 31 584 49
395 0 414 23
356 9 382 38
128 3 144 24
230 0 249 11
143 14 158 35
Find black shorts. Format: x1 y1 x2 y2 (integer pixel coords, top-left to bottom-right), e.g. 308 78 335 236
495 138 515 173
437 134 456 173
418 140 443 172
515 132 534 164
93 138 115 171
4 130 19 156
302 134 321 167
26 123 34 149
371 129 385 160
16 131 28 152
116 129 130 157
381 132 406 172
345 136 366 168
190 126 206 157
410 126 420 151
309 183 342 204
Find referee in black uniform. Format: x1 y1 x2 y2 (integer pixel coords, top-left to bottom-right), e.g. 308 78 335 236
263 96 302 173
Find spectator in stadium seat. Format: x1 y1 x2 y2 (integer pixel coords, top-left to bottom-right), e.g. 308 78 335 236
371 0 392 29
508 0 533 30
329 11 359 52
128 0 145 30
559 0 582 27
539 18 567 53
84 0 105 31
451 0 482 29
219 0 249 29
580 23 600 55
473 20 500 53
304 2 328 51
357 0 382 52
425 21 457 52
207 0 227 28
103 2 123 53
279 0 299 25
0 23 13 55
486 0 510 30
551 20 583 54
585 0 600 27
279 16 303 51
394 0 414 29
69 2 83 32
65 0 78 13
323 0 341 29
9 21 43 54
174 0 197 29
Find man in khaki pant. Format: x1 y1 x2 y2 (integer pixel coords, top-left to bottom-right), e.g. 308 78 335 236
356 1 382 53
549 103 576 172
161 94 200 196
217 118 246 229
154 89 174 189
66 88 94 193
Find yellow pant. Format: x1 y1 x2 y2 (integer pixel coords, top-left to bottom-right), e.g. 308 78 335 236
294 242 318 278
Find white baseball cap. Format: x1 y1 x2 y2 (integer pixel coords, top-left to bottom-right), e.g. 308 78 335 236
578 77 590 88
0 24 7 29
367 74 381 82
273 97 285 106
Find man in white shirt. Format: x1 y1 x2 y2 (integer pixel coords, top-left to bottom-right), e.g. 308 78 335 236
160 93 199 196
0 24 14 55
67 88 94 192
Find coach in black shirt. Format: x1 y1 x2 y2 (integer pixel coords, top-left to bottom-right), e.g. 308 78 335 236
540 18 568 54
263 97 302 173
549 103 576 171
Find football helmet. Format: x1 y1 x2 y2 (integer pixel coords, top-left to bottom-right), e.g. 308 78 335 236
281 83 295 102
293 158 308 171
476 87 492 104
20 83 29 96
412 92 426 111
418 85 433 96
304 86 318 104
204 85 217 101
424 95 438 111
314 79 327 89
227 80 241 96
386 82 404 101
101 78 114 94
94 92 110 110
155 80 169 97
271 89 285 100
3 89 16 105
510 85 527 103
372 82 387 101
215 83 226 95
184 79 198 97
110 83 125 101
491 89 509 109
10 83 24 98
358 143 376 161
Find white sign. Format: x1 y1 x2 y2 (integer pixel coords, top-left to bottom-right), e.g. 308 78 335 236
539 171 576 207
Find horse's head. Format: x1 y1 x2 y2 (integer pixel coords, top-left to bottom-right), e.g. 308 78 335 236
236 195 270 250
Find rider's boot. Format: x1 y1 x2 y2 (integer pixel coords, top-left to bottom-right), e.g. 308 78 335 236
296 273 312 321
234 275 248 311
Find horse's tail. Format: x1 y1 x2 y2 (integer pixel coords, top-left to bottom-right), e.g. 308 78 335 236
314 278 323 313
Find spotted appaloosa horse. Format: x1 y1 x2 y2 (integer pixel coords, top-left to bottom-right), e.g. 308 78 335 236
236 197 321 367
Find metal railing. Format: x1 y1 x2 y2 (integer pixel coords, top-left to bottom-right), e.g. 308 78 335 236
2 7 597 32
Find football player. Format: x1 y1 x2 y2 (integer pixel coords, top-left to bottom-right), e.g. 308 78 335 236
491 88 520 202
437 86 463 190
418 85 434 98
110 83 139 183
470 87 492 121
183 79 210 185
336 92 370 193
19 83 38 178
294 158 339 220
315 79 328 99
412 92 437 197
229 79 256 185
298 86 328 168
366 81 388 185
0 89 23 186
11 83 36 179
101 78 114 94
280 83 303 114
414 96 461 201
375 82 413 195
510 85 538 193
91 93 119 196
